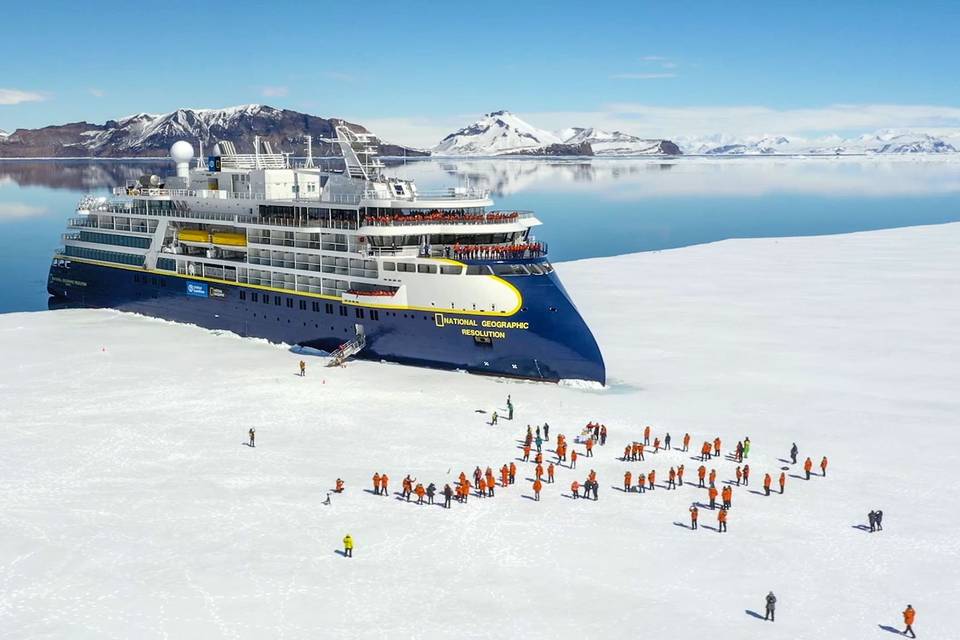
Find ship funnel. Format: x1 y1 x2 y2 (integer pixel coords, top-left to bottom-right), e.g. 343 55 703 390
170 140 194 179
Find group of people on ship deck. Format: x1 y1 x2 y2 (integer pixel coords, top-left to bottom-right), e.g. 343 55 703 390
448 242 545 261
363 210 520 226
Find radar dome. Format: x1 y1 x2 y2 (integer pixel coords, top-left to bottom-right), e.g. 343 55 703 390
170 140 194 163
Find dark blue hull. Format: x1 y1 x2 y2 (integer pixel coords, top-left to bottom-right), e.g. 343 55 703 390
47 258 605 384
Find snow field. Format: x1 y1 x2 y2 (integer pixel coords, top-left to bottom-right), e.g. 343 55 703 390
1 223 959 639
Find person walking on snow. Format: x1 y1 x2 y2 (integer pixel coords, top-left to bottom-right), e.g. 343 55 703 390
342 534 353 558
522 444 531 462
735 465 743 486
571 480 580 499
689 504 699 529
902 604 916 638
501 465 509 488
547 462 555 484
506 395 513 420
648 469 656 491
415 483 426 504
804 457 813 480
600 425 607 446
779 471 786 494
820 456 828 476
764 591 776 621
722 485 732 509
713 437 721 458
709 468 717 487
790 443 799 465
248 428 256 448
717 506 728 532
491 411 498 426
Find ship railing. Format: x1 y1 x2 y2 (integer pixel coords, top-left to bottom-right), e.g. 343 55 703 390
361 187 490 201
360 210 534 228
61 233 80 242
323 193 363 205
113 186 267 201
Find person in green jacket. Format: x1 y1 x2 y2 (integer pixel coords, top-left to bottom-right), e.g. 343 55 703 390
342 534 353 558
743 437 751 459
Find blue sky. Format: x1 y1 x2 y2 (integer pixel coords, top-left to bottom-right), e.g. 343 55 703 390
2 0 959 146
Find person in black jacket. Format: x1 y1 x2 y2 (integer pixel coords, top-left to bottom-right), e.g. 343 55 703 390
443 484 453 508
764 591 777 621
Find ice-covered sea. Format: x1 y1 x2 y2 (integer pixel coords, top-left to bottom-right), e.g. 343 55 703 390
1 222 958 639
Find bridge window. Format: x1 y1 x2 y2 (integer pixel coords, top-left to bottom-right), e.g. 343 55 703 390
382 261 395 271
440 265 462 275
417 264 437 274
465 265 493 276
396 263 415 273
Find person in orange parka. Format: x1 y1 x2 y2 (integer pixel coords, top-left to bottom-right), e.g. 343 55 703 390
588 469 597 484
698 465 707 488
637 473 646 494
820 456 829 477
414 483 426 504
533 478 543 501
717 506 728 533
902 604 916 638
523 444 531 462
708 485 718 509
689 504 699 529
372 472 381 495
547 462 555 483
335 478 344 493
624 471 632 492
709 468 717 487
667 467 676 490
460 479 470 503
713 437 721 457
743 464 750 486
509 462 517 484
381 473 389 497
779 471 786 494
585 438 594 457
735 466 743 486
653 437 660 453
570 449 578 469
571 480 580 499
486 468 495 489
535 463 544 480
535 452 543 465
637 443 645 461
501 464 509 488
721 485 732 509
701 441 711 462
677 464 685 486
804 457 813 480
682 432 691 452
763 473 772 496
644 425 651 445
477 477 486 498
648 469 656 491
623 444 631 461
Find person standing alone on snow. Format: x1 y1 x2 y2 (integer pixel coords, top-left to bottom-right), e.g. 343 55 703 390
790 443 798 465
902 604 916 638
299 360 306 377
342 534 353 558
248 428 256 448
764 591 776 621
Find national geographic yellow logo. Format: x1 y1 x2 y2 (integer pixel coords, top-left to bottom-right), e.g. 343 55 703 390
434 313 529 330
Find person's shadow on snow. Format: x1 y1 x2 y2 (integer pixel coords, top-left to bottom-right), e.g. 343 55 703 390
744 610 765 620
878 624 901 634
851 524 872 532
334 549 348 557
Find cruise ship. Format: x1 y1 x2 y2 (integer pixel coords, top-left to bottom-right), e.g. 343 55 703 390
47 129 605 384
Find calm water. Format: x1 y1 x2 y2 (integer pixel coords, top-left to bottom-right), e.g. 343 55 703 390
1 157 958 313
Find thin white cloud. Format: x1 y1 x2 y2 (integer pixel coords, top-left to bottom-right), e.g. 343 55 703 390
261 86 289 97
321 71 356 83
88 88 105 97
611 73 677 80
641 55 667 61
0 88 46 105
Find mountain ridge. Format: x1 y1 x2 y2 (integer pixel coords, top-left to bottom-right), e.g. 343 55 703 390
0 105 427 158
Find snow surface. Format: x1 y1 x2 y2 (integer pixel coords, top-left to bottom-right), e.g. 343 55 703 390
2 224 960 638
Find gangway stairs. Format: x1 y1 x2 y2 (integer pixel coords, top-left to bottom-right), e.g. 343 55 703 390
327 324 366 366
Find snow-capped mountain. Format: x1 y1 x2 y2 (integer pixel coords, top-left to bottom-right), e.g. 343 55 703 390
0 129 8 139
561 127 681 155
434 110 562 155
0 105 426 158
677 131 959 155
435 112 680 156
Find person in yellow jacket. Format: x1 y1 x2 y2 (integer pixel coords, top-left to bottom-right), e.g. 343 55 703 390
342 534 354 558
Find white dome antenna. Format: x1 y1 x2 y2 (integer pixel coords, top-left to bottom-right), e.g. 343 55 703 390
170 140 194 179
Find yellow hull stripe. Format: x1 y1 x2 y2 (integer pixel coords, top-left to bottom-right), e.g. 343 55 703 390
55 255 523 317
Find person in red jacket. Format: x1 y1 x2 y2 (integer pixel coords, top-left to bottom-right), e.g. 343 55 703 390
335 478 344 493
717 506 728 532
743 464 750 486
763 473 772 496
533 478 543 501
902 604 916 638
523 444 531 462
820 456 829 476
804 457 813 480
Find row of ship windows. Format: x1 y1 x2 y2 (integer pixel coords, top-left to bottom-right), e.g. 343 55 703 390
382 262 554 276
65 246 145 266
79 231 152 249
237 290 382 321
